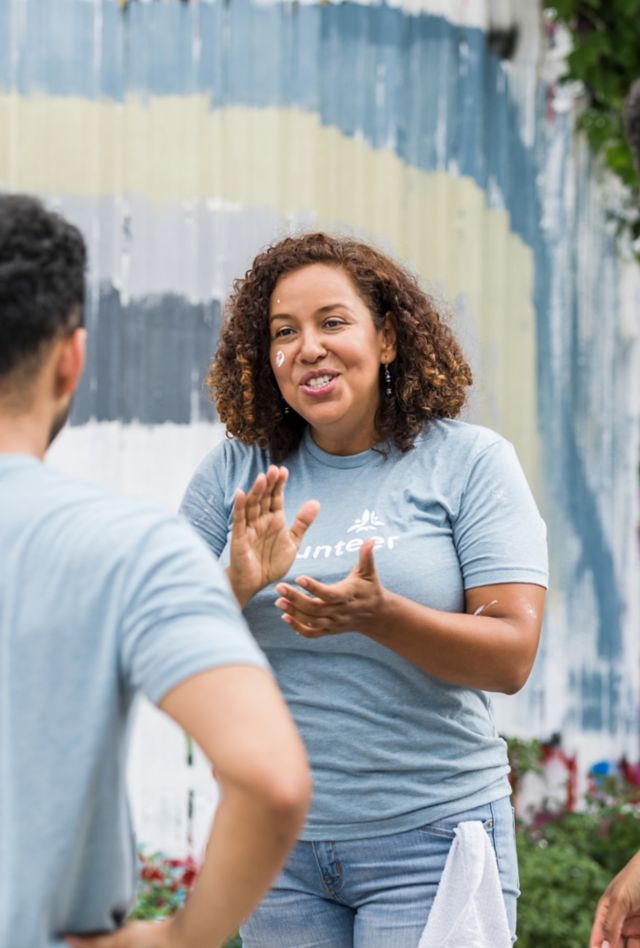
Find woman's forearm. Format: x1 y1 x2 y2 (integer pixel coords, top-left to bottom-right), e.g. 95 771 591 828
366 588 541 694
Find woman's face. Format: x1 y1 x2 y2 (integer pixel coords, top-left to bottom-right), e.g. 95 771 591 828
268 263 396 456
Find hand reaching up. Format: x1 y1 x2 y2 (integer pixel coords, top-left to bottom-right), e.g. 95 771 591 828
228 465 320 608
591 851 640 948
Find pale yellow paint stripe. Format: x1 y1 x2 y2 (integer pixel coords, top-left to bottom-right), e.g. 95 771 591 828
0 92 540 491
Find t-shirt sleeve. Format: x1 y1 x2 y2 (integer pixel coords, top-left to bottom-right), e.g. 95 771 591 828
180 450 230 557
453 438 549 590
119 515 268 705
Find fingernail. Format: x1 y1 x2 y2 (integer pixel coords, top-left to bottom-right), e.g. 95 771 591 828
298 578 308 587
602 942 610 948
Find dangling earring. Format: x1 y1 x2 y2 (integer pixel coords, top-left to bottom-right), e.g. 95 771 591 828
384 363 393 397
282 401 291 415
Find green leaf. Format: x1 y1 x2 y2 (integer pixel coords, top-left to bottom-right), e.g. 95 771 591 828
606 143 633 172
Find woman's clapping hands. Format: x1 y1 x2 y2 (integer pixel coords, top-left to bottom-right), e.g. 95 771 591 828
275 539 385 637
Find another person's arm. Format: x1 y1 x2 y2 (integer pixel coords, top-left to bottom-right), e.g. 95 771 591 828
162 664 311 946
66 513 311 948
590 851 640 948
67 665 310 948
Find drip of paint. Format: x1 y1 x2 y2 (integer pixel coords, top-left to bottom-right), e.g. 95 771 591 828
473 599 498 616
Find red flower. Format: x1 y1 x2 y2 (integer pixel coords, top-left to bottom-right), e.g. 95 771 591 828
181 867 198 889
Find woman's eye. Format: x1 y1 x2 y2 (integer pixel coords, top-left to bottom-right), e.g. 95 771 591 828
274 326 294 338
324 318 345 329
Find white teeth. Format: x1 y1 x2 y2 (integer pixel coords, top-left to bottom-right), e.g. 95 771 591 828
306 375 333 389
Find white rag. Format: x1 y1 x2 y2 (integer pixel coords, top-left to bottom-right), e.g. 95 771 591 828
417 820 512 948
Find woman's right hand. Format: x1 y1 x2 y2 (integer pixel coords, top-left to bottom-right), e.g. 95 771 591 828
227 465 320 608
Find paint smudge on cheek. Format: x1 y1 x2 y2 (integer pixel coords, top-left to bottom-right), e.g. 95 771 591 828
276 350 285 368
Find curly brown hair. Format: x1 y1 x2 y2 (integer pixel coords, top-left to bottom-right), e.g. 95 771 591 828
209 233 472 462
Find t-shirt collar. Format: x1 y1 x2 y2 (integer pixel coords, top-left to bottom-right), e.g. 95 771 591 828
301 429 380 469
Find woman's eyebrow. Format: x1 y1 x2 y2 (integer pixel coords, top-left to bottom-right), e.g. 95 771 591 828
269 303 352 322
269 312 295 323
315 303 353 315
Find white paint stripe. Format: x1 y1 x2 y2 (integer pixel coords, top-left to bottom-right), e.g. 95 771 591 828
47 420 225 512
77 0 489 29
252 0 489 28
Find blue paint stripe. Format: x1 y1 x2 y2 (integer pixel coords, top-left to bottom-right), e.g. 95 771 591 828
2 1 623 693
0 0 537 246
73 286 219 426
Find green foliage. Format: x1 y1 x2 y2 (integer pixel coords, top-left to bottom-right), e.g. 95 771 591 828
223 936 243 948
515 765 640 945
506 737 543 781
129 759 640 948
129 849 240 947
517 830 610 947
129 850 197 920
544 0 640 246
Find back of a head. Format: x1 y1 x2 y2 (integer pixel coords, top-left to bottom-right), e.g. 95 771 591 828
0 194 86 394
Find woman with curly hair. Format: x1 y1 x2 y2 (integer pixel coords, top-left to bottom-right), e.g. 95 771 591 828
181 233 547 946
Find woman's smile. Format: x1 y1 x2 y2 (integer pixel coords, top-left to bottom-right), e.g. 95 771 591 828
299 369 339 396
269 263 396 455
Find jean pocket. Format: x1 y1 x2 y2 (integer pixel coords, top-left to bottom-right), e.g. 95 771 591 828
415 814 494 840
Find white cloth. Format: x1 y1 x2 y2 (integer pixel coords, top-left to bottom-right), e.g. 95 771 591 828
417 820 512 948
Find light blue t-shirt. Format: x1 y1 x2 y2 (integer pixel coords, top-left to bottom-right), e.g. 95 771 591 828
0 455 267 948
181 420 548 841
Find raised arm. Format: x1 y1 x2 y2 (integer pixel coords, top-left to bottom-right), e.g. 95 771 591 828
226 465 319 607
67 665 311 948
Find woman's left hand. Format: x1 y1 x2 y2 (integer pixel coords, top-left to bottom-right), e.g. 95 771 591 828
275 539 385 637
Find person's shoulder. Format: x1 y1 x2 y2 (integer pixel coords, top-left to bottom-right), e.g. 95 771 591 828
44 463 192 558
413 419 505 461
190 435 269 484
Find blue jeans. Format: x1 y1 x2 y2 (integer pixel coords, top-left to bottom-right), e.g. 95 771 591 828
241 797 519 947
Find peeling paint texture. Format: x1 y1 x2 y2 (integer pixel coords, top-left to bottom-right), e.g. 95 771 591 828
2 0 639 848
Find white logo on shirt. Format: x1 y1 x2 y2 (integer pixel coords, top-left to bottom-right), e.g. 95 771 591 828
296 508 399 561
346 509 385 533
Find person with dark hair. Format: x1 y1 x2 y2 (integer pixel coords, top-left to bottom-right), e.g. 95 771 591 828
181 232 548 946
0 194 312 948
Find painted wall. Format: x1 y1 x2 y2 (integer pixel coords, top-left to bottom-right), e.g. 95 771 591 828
1 0 638 854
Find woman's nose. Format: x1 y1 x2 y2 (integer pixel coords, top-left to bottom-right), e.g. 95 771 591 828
298 330 327 362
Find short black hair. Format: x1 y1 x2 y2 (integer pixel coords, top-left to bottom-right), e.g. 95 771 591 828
0 194 86 380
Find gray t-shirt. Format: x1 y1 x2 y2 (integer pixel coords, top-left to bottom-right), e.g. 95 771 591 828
0 455 267 947
181 420 548 840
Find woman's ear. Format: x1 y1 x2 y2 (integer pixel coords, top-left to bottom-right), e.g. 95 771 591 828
381 311 397 362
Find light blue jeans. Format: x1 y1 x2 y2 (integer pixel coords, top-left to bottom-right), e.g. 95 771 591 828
241 797 519 947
